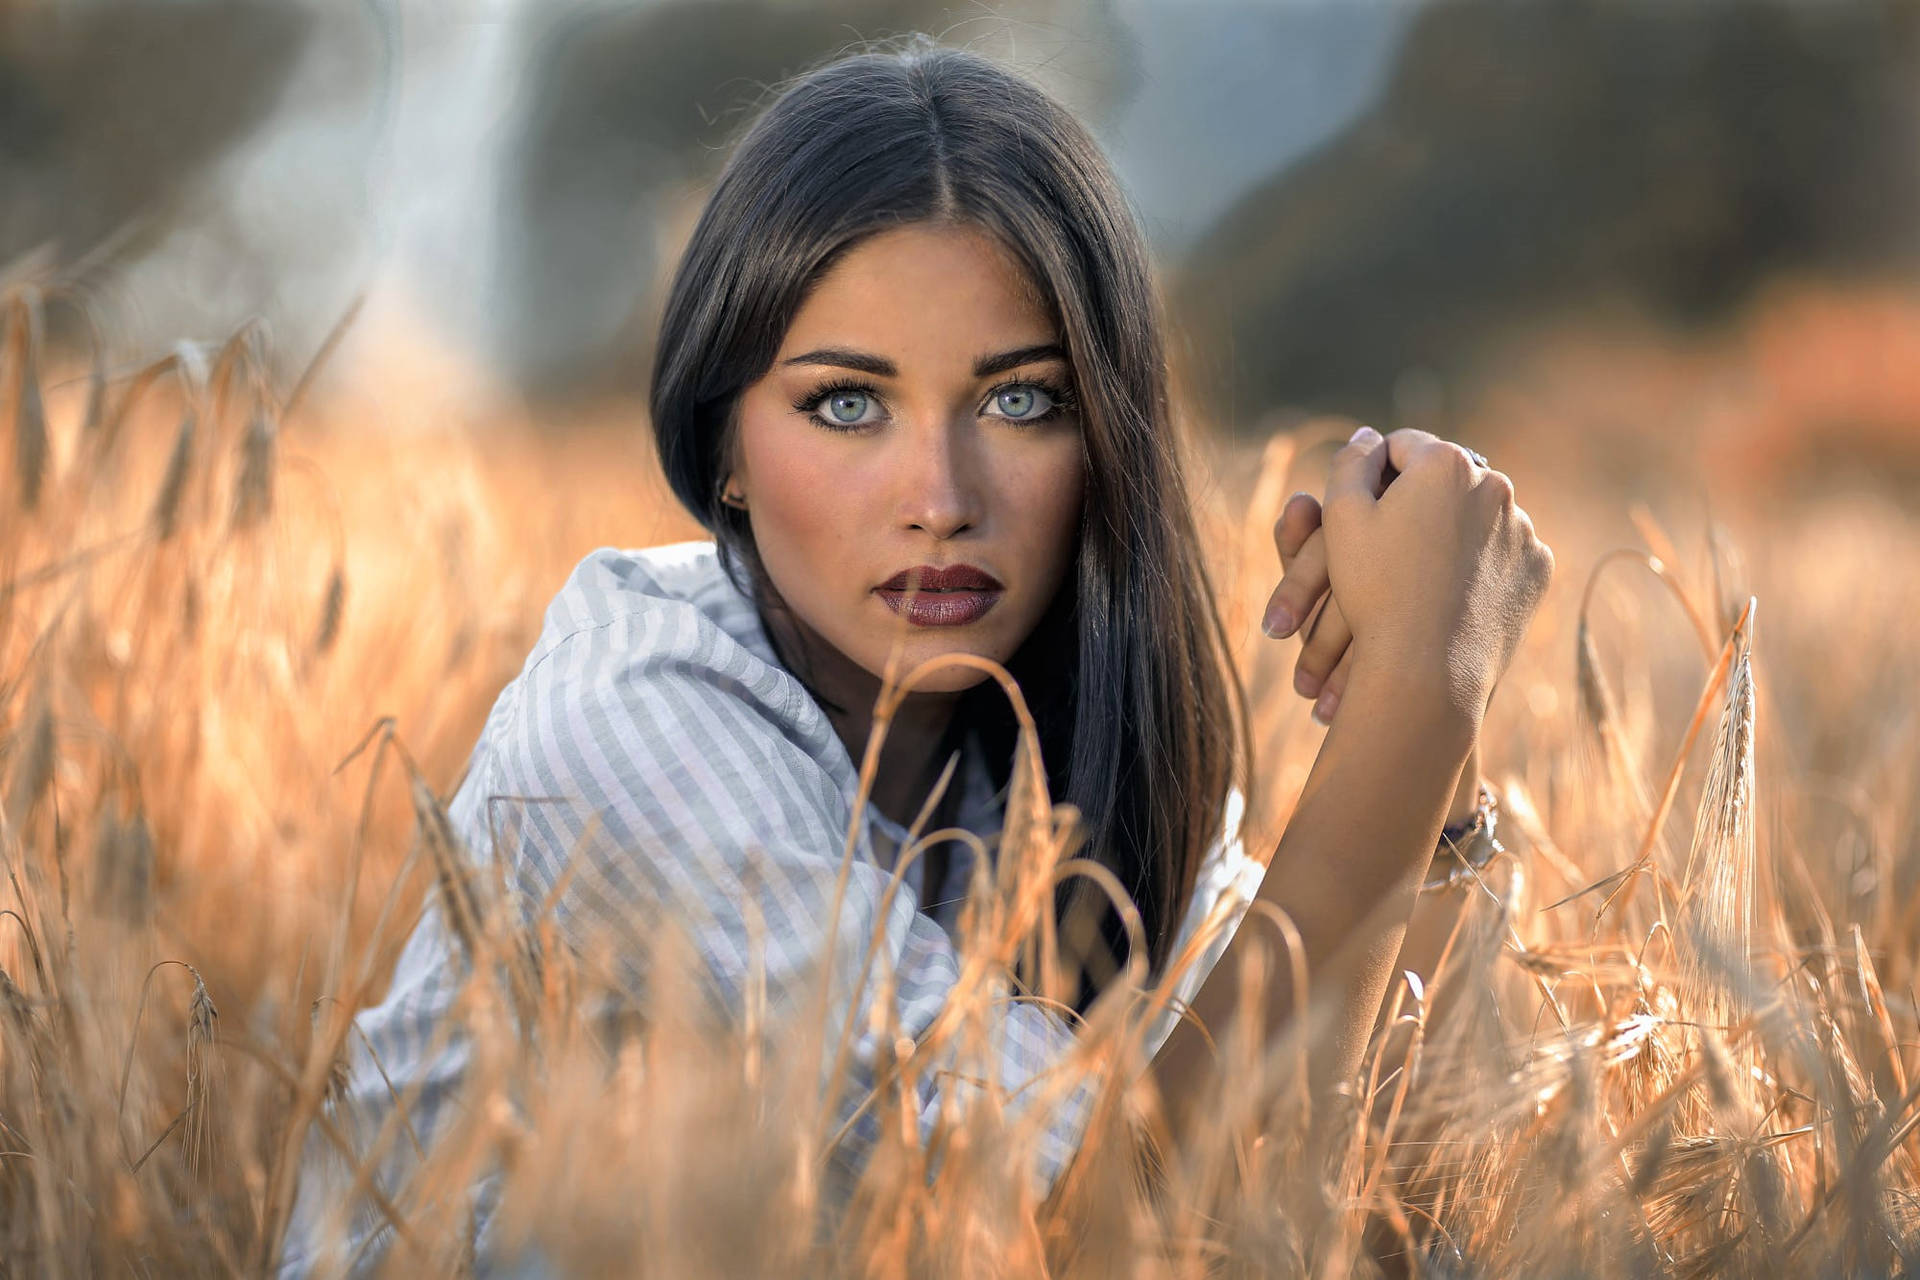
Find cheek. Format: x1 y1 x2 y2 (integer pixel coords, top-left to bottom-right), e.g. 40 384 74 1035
994 436 1085 587
739 415 858 549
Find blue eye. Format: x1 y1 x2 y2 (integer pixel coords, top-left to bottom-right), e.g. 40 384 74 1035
994 386 1044 419
793 380 885 430
793 376 1075 431
984 379 1075 423
824 389 871 424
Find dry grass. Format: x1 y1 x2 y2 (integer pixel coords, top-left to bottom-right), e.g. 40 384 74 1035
2 277 1918 1277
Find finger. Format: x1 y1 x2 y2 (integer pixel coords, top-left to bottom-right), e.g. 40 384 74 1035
1293 593 1352 700
1311 650 1354 727
1263 525 1328 639
1273 491 1322 565
1481 466 1515 505
1385 427 1481 480
1325 424 1388 511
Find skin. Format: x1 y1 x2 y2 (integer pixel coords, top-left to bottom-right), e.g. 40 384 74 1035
1151 425 1553 1155
725 222 1086 828
722 220 1554 1165
1267 482 1491 996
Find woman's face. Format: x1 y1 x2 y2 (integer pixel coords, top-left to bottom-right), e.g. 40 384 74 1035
730 222 1086 698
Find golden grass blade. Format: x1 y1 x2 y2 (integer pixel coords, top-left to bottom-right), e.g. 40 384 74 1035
1675 602 1758 1031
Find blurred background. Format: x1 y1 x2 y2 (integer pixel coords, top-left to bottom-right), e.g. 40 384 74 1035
5 0 1916 501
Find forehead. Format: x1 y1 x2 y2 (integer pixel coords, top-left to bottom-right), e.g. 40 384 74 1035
781 223 1057 353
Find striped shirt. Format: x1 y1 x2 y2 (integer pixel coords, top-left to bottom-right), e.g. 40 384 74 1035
279 540 1263 1274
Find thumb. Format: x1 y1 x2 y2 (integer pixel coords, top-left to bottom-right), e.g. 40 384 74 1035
1326 424 1387 511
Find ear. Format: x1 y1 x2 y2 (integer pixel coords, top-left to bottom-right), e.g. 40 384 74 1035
720 432 750 509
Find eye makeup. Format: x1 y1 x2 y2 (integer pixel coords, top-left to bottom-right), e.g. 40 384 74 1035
789 375 1080 433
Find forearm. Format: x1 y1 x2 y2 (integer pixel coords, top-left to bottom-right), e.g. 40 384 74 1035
1149 659 1478 1145
1387 739 1485 1029
1445 739 1483 827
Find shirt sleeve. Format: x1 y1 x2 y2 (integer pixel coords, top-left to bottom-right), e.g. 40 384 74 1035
1142 785 1265 1060
483 598 1097 1203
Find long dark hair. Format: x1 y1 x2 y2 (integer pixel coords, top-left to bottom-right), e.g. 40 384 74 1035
649 37 1252 1013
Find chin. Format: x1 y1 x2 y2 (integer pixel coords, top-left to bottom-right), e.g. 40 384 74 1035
869 637 1003 695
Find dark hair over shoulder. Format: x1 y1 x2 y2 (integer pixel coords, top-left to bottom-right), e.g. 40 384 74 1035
649 35 1253 1013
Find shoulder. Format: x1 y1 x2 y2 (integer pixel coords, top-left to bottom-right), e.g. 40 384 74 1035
530 541 762 660
465 544 869 914
484 541 848 821
509 541 787 700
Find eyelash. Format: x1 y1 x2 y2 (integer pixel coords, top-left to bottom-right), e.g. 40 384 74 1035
790 376 1080 433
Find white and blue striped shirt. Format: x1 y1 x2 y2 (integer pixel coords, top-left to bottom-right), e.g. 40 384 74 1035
280 540 1262 1273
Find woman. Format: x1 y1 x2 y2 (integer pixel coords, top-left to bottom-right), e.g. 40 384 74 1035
280 38 1551 1274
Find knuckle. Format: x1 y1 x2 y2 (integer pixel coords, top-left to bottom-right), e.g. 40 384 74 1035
1323 488 1366 521
1525 538 1554 585
1431 444 1473 484
1296 645 1335 680
1281 531 1326 581
1276 500 1319 561
1300 627 1345 673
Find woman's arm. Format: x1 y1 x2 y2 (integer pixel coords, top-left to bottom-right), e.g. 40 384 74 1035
1444 741 1485 830
1392 740 1488 994
1148 655 1477 1143
1152 425 1550 1150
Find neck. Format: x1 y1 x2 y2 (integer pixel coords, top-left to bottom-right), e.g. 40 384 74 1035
835 689 964 827
760 603 963 827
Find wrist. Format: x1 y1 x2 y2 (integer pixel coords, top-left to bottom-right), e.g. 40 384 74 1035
1347 652 1486 738
1424 782 1505 893
1446 741 1484 827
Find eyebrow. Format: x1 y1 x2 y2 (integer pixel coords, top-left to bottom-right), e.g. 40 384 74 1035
780 343 1067 379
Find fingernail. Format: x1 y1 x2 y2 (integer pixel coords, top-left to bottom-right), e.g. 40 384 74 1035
1262 603 1295 639
1348 425 1379 444
1312 693 1338 725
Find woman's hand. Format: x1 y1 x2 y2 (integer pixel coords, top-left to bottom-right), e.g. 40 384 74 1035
1264 489 1358 726
1262 425 1554 725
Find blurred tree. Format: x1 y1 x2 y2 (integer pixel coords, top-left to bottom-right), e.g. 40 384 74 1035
1174 0 1920 431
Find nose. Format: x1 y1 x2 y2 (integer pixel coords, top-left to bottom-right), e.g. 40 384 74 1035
896 415 982 540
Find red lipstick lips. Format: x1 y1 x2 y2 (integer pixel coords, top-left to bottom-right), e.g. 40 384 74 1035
874 564 1004 627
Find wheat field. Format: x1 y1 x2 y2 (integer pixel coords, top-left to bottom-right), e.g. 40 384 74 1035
2 276 1917 1276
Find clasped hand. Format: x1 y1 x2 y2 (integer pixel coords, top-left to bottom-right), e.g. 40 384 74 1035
1261 425 1555 726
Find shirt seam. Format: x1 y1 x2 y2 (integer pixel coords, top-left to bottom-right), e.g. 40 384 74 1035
504 603 810 758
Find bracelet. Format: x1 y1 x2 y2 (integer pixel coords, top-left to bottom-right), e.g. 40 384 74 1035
1421 783 1504 893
